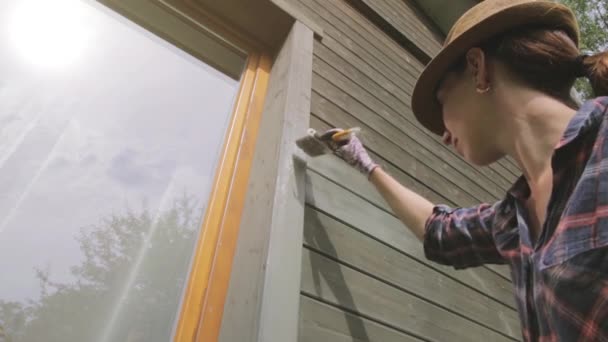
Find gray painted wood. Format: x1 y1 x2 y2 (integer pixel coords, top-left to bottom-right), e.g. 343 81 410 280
383 0 444 44
304 170 516 308
255 21 314 342
298 0 421 89
299 295 424 342
388 0 444 41
219 21 314 342
503 156 523 177
487 264 514 282
317 0 423 75
360 0 442 55
303 207 521 338
316 34 412 103
300 248 517 342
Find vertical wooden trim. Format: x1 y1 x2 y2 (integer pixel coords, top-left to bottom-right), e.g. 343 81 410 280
256 22 314 342
173 52 270 342
218 21 315 342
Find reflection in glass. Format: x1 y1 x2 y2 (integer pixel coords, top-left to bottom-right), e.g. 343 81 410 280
0 1 243 341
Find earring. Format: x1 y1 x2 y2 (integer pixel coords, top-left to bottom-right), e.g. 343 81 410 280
476 84 491 94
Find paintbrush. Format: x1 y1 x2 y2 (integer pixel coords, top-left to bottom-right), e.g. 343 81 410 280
295 127 361 157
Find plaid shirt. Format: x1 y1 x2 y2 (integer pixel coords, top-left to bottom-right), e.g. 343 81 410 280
424 97 608 342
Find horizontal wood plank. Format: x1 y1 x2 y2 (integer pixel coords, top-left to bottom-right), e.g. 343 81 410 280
298 0 421 88
301 248 517 342
299 295 423 342
383 0 444 45
319 0 424 73
360 0 441 56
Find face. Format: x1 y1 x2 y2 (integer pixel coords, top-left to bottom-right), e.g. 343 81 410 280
436 61 505 166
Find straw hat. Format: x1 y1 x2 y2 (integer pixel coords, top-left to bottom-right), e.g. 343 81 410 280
411 0 579 136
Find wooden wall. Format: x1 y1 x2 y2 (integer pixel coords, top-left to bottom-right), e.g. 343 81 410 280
281 0 523 340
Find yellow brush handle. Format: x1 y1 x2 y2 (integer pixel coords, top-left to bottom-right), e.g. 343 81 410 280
331 127 361 141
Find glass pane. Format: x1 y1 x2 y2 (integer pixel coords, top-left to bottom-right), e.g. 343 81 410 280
0 1 245 341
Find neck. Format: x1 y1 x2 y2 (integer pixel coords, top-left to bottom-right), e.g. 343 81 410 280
498 93 577 185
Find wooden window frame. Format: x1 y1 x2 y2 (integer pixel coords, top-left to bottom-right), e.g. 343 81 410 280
98 1 317 341
173 51 272 342
97 0 274 341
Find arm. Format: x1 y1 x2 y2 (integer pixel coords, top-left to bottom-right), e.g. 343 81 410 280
372 162 506 268
317 129 506 269
319 129 433 240
369 167 433 241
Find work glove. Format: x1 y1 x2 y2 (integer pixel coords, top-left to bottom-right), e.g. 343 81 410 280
320 128 379 178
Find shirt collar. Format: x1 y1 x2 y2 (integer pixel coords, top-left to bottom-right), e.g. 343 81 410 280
555 96 608 149
507 96 608 200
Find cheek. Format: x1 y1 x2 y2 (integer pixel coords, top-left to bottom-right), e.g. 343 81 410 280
442 102 461 131
447 102 484 140
442 89 473 131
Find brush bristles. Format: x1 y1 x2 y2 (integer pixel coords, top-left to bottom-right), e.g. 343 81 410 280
296 129 331 157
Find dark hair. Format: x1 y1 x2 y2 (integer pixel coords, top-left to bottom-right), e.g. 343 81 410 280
450 26 608 108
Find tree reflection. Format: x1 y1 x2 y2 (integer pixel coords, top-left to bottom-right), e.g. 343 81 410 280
0 194 202 342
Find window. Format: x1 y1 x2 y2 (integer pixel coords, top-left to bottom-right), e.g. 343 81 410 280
0 1 268 341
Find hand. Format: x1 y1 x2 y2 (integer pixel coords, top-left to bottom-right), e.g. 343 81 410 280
320 128 379 177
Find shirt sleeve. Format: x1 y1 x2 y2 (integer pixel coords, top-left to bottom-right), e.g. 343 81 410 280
423 202 507 269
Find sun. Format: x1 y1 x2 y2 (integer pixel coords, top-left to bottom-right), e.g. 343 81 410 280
9 0 90 69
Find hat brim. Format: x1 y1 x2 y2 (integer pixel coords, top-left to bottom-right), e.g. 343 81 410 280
412 2 578 136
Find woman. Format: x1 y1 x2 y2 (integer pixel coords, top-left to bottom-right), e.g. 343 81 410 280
321 0 608 341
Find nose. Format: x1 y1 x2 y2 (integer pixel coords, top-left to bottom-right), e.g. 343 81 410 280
442 130 452 146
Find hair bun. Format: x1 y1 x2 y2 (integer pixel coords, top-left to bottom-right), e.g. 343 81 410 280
573 54 589 78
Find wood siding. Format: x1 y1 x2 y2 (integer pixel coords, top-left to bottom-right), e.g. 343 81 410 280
280 0 522 340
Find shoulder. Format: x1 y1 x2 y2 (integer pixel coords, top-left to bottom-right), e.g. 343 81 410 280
573 97 608 148
590 96 608 124
591 96 608 143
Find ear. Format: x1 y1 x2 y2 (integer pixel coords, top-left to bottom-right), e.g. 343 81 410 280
465 48 490 90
